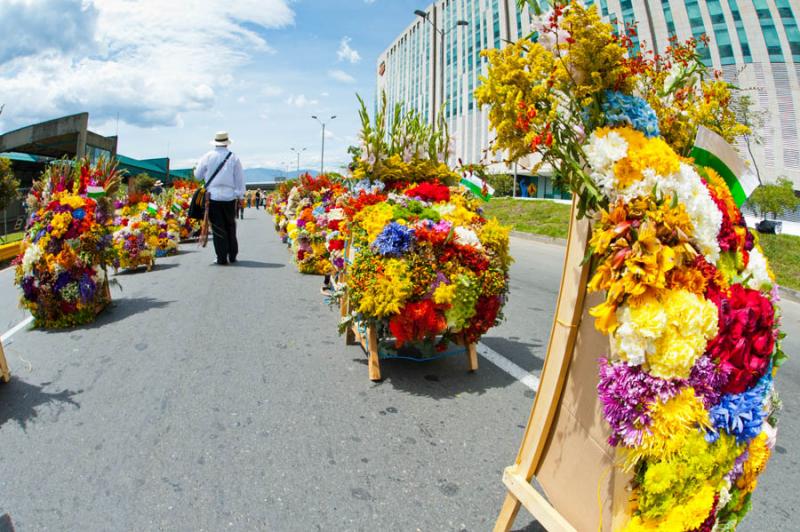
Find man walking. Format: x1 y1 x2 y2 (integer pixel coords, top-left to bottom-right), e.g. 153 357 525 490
195 131 245 265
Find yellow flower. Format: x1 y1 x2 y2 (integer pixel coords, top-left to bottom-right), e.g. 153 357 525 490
356 258 412 318
628 388 711 465
50 212 73 238
354 203 394 242
736 432 771 494
433 283 457 306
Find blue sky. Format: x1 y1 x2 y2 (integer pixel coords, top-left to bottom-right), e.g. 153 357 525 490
0 0 426 172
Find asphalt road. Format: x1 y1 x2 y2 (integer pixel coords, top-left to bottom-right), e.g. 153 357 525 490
0 210 797 531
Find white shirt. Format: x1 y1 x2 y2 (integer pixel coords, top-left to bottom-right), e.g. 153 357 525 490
195 147 245 201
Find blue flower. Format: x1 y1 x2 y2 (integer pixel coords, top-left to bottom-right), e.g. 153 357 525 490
372 222 415 256
352 179 385 195
78 273 96 303
72 208 86 221
602 90 660 138
708 373 772 444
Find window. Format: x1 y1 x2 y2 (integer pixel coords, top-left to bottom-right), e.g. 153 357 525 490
685 1 711 64
661 0 676 36
775 0 800 62
726 0 752 62
706 0 735 65
754 0 785 62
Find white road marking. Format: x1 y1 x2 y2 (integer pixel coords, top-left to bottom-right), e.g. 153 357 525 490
476 342 540 391
1 316 34 343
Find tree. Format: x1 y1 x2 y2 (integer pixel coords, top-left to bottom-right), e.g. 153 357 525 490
734 93 768 183
132 173 155 193
748 177 800 220
0 157 21 212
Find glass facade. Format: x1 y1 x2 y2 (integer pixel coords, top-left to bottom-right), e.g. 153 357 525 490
706 0 735 65
685 0 712 64
727 0 753 63
755 0 785 62
661 0 676 36
776 0 800 62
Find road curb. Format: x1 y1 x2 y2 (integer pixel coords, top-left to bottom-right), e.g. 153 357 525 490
510 230 800 304
780 286 800 304
510 231 567 247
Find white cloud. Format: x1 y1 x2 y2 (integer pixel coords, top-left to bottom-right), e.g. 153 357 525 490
0 0 295 128
285 94 319 108
328 69 356 84
261 84 284 97
336 36 361 64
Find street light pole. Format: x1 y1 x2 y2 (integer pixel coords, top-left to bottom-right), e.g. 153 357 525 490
290 147 306 175
312 115 336 175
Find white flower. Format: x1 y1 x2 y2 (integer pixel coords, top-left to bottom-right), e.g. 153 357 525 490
21 244 42 276
610 304 665 367
454 226 483 249
744 248 774 292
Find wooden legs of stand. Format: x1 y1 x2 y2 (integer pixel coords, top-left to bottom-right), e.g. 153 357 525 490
0 341 10 383
367 324 381 381
465 336 479 372
496 467 576 532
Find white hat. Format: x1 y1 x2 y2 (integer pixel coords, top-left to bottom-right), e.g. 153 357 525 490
214 131 232 146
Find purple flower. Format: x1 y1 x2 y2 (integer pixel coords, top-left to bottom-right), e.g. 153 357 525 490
598 358 684 447
333 257 345 269
689 355 730 409
78 274 96 303
53 271 73 293
21 276 38 301
372 222 415 256
297 219 307 228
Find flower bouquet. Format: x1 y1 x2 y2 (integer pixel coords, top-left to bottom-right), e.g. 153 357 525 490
151 206 180 257
285 174 347 274
477 2 784 530
268 180 296 245
14 159 120 328
168 184 202 241
338 97 511 368
112 200 156 271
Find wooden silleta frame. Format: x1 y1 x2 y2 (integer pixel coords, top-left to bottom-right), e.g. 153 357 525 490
494 198 631 532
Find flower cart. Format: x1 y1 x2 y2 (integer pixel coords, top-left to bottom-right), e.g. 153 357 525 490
334 97 511 382
476 3 786 530
15 158 119 329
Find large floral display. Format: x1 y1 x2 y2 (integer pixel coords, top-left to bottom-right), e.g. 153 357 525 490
268 180 297 245
169 180 202 241
476 2 784 530
14 159 119 328
284 174 347 274
338 96 511 355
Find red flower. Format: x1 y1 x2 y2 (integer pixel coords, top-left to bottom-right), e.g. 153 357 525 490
706 285 775 394
462 296 502 344
389 300 447 347
405 182 451 203
328 239 345 251
328 219 341 231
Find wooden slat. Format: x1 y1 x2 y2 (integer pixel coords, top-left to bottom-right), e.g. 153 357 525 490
464 334 479 372
0 340 10 383
494 197 593 532
367 324 381 381
502 467 577 532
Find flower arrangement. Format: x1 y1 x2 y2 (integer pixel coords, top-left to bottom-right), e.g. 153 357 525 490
268 180 297 245
14 159 120 328
478 2 784 530
341 181 511 352
168 184 201 241
284 174 347 274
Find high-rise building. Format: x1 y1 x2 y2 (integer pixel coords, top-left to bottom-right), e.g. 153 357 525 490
377 0 800 195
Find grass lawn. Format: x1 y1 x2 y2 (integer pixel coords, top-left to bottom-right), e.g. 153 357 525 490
483 198 571 239
483 198 800 292
757 233 800 292
0 231 24 244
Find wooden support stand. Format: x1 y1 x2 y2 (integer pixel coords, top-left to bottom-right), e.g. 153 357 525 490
493 198 629 532
0 340 10 383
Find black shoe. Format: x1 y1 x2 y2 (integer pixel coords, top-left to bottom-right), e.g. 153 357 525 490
213 259 229 266
229 256 237 264
320 284 333 295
